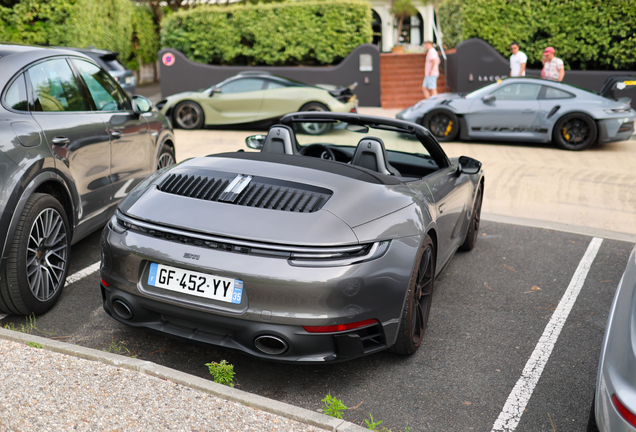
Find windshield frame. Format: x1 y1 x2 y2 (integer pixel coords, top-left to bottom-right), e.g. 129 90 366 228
281 112 451 170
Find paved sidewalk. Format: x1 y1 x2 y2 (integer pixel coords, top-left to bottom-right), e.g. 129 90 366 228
0 329 366 432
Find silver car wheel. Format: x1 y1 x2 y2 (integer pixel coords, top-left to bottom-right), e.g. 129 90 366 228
26 208 68 302
158 152 175 169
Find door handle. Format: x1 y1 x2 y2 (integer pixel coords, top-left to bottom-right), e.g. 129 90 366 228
522 109 536 113
51 137 70 146
438 203 446 214
110 130 123 139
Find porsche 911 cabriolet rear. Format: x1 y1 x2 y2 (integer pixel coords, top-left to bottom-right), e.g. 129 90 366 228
100 211 421 362
99 159 423 362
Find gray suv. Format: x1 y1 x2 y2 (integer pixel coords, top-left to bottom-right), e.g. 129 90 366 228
0 44 176 316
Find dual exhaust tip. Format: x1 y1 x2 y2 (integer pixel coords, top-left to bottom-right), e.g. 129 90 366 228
112 299 289 356
112 299 134 320
254 335 288 355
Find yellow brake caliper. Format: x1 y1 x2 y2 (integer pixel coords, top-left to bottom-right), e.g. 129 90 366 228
562 127 570 141
445 121 453 136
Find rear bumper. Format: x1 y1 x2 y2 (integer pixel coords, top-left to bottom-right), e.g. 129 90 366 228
100 222 421 362
332 100 358 113
101 283 387 362
598 118 635 143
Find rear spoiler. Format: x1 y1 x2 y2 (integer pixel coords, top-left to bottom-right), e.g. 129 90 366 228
325 82 358 103
599 75 636 101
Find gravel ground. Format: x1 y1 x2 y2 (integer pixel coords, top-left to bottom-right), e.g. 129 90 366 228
0 339 324 432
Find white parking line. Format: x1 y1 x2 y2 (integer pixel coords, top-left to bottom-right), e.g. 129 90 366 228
491 237 603 432
64 262 101 286
0 262 101 321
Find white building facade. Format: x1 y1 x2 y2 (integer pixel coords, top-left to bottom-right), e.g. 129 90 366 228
367 0 436 52
290 0 438 53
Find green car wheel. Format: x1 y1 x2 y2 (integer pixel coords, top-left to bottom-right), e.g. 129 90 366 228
298 102 333 135
174 101 205 130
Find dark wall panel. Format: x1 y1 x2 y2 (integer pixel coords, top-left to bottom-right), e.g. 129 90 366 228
452 38 636 108
158 44 381 107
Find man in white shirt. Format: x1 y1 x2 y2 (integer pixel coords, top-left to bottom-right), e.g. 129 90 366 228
509 42 527 77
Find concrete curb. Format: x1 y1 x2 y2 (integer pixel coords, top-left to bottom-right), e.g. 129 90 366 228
0 328 368 432
482 212 636 244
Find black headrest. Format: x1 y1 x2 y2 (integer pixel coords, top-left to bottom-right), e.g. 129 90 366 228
351 137 400 176
261 124 298 155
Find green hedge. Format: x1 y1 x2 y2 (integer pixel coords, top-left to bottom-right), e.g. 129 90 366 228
0 0 75 46
160 0 373 66
66 0 134 65
453 0 636 70
0 0 159 71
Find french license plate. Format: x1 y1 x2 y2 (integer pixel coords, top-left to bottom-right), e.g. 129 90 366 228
147 263 243 304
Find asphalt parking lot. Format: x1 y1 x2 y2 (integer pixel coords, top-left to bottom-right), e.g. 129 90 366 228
1 220 632 431
1 107 635 431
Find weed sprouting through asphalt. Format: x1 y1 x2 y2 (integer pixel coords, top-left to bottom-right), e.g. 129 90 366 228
102 338 136 358
205 360 236 387
3 314 52 335
321 393 348 419
365 414 384 430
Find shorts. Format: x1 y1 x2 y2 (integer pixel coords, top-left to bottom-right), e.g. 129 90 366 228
423 76 438 90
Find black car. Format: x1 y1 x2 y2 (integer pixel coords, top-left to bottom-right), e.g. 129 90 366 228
68 47 136 95
0 43 176 316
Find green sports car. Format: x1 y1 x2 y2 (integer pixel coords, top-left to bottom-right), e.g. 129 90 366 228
156 72 358 133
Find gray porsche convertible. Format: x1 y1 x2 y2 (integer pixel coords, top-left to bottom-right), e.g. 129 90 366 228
100 112 484 362
397 76 635 151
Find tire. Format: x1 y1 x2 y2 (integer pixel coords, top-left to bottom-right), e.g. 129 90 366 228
390 235 436 355
173 101 205 130
460 183 483 251
157 143 176 170
423 109 459 142
553 113 597 151
0 193 70 315
297 102 332 135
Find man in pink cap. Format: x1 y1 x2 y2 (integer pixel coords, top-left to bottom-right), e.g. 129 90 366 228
540 47 564 82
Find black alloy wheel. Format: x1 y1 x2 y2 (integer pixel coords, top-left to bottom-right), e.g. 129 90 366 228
173 101 205 130
460 184 483 251
0 193 70 315
423 109 459 142
553 113 597 151
297 102 333 135
157 144 176 170
391 235 436 355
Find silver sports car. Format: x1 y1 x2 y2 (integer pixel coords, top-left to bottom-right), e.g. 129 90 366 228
99 113 484 362
397 77 635 151
588 244 636 431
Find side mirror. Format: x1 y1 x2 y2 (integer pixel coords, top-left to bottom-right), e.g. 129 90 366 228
132 95 153 114
457 156 482 175
245 134 266 150
482 94 496 104
209 87 221 97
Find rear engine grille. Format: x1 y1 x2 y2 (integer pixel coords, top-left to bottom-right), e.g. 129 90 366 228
158 172 332 213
